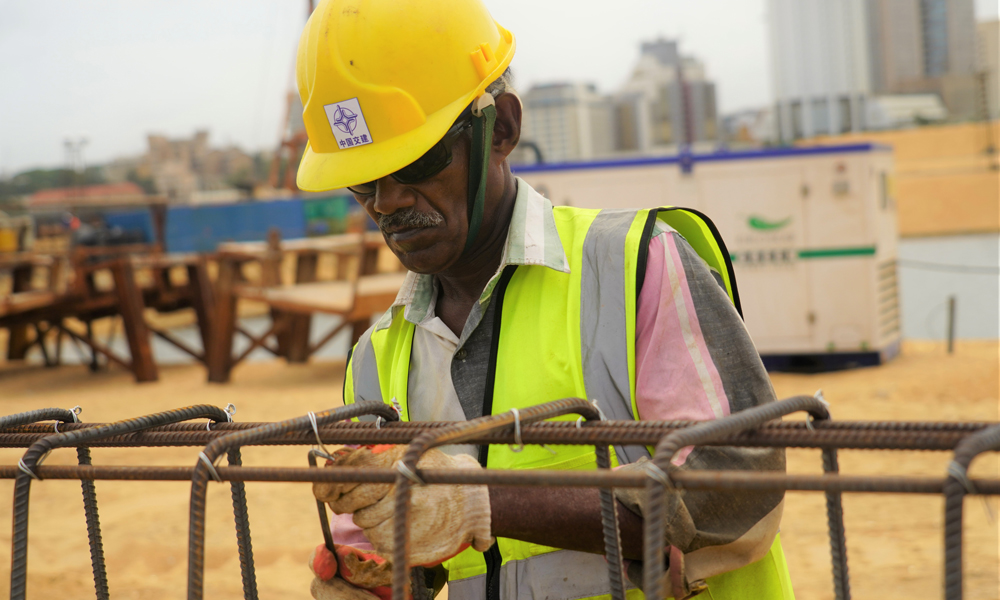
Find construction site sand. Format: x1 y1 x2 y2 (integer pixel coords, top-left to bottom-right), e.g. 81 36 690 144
0 340 996 599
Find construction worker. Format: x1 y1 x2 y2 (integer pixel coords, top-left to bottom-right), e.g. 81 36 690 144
296 0 793 598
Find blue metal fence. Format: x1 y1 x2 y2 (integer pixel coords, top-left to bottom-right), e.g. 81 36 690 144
103 197 368 253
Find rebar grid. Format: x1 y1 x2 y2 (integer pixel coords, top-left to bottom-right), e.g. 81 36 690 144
1 400 997 600
0 408 108 600
8 405 241 600
186 400 398 600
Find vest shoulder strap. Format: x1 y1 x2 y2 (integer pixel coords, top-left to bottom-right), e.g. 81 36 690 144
637 207 743 319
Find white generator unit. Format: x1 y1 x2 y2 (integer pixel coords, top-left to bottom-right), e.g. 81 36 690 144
514 144 901 371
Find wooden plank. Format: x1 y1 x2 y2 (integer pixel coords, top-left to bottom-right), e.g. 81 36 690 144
0 290 60 318
186 260 215 362
285 251 318 363
206 257 239 383
110 259 158 382
6 265 33 360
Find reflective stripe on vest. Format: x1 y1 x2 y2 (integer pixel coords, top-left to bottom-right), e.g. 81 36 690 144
446 550 642 600
343 205 790 600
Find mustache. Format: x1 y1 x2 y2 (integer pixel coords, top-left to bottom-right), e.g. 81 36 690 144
377 208 444 231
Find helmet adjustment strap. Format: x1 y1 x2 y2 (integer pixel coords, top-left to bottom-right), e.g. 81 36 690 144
464 93 497 254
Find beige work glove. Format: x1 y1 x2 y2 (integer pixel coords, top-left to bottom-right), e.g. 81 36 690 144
310 576 380 600
314 445 494 567
308 544 383 600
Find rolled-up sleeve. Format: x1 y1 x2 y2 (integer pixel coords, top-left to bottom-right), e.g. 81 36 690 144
625 227 785 584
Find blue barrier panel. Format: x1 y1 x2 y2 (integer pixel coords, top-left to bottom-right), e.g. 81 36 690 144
163 199 306 253
103 209 153 242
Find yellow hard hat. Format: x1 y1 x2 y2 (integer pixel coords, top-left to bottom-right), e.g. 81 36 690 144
295 0 516 192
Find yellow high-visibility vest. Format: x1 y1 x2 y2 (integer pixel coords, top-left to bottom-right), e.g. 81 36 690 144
345 206 794 600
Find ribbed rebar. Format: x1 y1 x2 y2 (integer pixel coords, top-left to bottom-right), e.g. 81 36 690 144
2 464 999 494
76 447 109 600
225 448 257 600
391 398 605 600
0 408 80 429
944 423 1000 600
187 401 398 600
643 395 831 599
10 405 233 600
822 448 850 600
1 419 989 450
595 443 628 599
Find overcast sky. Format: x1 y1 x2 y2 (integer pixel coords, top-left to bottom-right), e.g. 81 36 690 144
1 0 997 175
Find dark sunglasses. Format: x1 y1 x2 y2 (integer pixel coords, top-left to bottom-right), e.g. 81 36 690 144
347 112 473 196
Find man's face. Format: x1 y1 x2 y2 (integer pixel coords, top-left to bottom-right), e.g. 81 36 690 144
351 135 471 274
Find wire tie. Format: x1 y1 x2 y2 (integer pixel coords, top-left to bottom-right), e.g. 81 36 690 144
645 462 671 487
225 403 236 422
508 408 525 453
389 397 402 416
576 416 584 429
542 444 558 456
948 461 995 522
199 452 223 483
948 461 978 495
310 447 336 461
56 405 84 433
375 416 385 430
807 390 829 431
396 461 425 485
307 411 332 457
18 459 41 481
590 399 607 421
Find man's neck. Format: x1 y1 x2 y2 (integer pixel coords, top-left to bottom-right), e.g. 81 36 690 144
434 174 517 335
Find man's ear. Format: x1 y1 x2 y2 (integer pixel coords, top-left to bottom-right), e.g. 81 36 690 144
492 93 522 161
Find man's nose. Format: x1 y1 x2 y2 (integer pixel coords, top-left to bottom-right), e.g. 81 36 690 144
372 177 417 217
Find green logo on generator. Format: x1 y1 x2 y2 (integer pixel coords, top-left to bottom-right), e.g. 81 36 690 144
748 216 792 231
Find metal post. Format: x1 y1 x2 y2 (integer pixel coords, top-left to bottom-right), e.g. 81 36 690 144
947 296 956 355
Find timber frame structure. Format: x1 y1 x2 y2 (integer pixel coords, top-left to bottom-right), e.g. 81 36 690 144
1 396 997 600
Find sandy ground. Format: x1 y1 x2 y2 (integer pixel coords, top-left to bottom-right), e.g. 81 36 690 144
0 340 996 599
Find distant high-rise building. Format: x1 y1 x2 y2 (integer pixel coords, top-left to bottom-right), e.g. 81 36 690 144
520 82 615 163
615 39 719 153
866 0 978 119
768 0 871 142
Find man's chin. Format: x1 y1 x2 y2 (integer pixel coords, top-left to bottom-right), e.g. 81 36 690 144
390 244 459 275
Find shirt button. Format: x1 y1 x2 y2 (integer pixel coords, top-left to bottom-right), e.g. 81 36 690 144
455 348 467 360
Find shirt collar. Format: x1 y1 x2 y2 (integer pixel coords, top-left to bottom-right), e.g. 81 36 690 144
378 177 570 329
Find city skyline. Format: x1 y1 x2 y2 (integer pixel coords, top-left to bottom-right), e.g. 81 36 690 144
1 0 996 175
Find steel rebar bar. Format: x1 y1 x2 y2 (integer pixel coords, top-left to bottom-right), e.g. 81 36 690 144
943 423 1000 600
643 395 831 600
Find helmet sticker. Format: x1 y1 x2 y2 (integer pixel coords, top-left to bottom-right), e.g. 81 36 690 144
323 98 373 149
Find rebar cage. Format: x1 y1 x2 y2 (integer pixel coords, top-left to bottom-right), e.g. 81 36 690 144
1 396 997 600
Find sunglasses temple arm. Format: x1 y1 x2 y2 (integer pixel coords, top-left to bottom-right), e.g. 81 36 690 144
464 104 496 254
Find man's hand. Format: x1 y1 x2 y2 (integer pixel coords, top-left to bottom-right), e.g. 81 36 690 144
314 445 494 567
